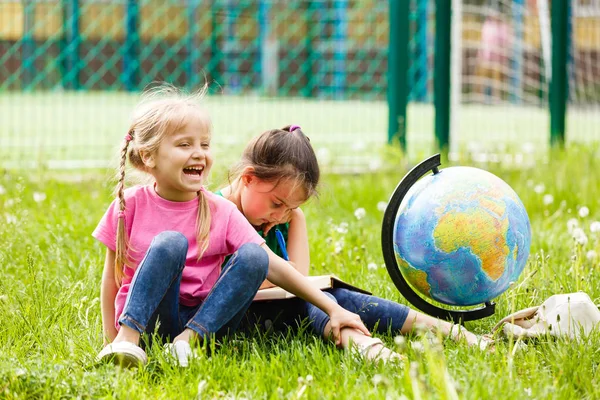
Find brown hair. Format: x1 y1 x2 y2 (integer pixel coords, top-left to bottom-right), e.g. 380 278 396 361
230 125 320 199
114 84 212 285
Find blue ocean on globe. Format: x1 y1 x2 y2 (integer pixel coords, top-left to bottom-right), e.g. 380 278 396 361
393 166 532 306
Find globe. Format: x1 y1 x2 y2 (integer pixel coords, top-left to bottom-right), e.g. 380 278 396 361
393 166 531 306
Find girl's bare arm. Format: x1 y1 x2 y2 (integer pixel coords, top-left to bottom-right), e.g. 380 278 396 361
100 248 119 345
286 208 310 276
261 245 369 344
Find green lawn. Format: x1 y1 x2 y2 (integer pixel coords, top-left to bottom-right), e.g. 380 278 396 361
2 92 599 171
0 146 599 399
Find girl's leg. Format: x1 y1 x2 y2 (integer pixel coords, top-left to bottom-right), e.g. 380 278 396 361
303 291 403 363
401 309 484 346
328 288 410 334
176 243 268 343
114 231 188 345
331 288 486 347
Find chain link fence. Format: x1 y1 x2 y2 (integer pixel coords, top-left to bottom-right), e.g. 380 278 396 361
1 0 598 170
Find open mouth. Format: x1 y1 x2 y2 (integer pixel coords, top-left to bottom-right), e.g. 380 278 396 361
183 166 204 177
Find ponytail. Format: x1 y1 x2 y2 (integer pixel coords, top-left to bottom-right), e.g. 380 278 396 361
195 190 211 260
114 131 133 286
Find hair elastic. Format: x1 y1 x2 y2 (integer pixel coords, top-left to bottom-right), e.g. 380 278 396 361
117 210 125 220
289 125 301 132
124 134 133 142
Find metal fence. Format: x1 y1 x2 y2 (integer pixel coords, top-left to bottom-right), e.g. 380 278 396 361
1 0 599 170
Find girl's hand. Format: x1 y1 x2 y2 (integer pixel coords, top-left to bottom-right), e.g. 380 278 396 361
328 307 370 346
263 218 289 236
263 208 298 235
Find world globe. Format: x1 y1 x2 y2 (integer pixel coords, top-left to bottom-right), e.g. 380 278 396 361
392 166 531 306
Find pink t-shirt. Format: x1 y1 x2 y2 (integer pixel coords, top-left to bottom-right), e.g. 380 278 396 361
93 185 264 329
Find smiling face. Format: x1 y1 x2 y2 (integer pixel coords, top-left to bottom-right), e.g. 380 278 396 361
143 114 213 202
239 175 308 228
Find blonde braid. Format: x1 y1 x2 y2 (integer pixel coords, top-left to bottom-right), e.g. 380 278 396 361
195 190 211 259
114 130 133 286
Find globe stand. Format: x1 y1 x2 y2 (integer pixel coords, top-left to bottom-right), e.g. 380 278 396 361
381 154 495 323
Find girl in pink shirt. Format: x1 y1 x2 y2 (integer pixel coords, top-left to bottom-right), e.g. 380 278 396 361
94 85 369 367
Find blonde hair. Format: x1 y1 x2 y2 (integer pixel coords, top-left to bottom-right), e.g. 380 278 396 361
114 84 212 286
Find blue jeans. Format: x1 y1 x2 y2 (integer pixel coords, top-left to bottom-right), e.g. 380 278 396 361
118 231 269 342
307 288 411 336
243 288 411 338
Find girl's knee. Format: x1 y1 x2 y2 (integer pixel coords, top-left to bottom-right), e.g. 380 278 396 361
151 231 188 263
236 243 269 280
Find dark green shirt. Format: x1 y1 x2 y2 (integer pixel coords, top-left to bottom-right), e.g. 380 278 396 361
215 190 290 259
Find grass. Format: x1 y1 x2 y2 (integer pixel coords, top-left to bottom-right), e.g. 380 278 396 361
1 91 600 171
0 146 600 399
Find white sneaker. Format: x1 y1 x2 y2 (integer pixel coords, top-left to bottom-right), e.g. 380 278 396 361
164 341 196 367
96 341 148 367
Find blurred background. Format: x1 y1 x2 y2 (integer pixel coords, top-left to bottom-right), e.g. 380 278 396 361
1 0 599 171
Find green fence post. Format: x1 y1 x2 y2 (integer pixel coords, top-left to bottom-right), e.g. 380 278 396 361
22 0 35 90
61 0 81 90
123 0 140 91
186 0 200 90
333 0 348 99
550 0 569 147
304 0 316 98
387 0 409 150
413 0 428 102
210 0 220 88
258 0 268 92
511 0 524 104
434 0 451 152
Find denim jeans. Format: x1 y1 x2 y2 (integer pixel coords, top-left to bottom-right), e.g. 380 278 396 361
242 288 411 338
307 288 411 336
118 231 269 342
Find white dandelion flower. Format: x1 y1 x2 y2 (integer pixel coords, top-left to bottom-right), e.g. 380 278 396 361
334 239 344 254
567 218 579 234
197 380 208 395
590 221 600 233
354 208 366 220
572 228 588 246
579 206 590 218
394 335 406 347
371 374 384 386
377 201 387 212
367 262 378 271
411 342 425 353
33 192 46 203
0 185 5 195
586 250 597 261
543 194 554 206
336 222 348 234
533 184 545 194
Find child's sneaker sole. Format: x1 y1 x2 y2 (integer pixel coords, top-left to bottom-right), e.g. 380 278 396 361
97 341 148 367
